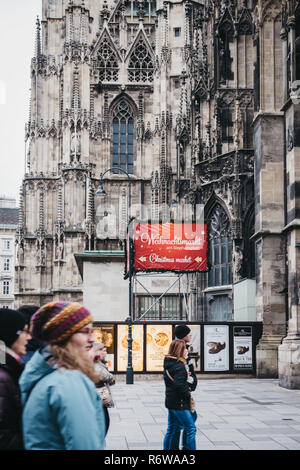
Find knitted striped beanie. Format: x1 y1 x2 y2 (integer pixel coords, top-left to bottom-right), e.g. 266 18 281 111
31 301 93 345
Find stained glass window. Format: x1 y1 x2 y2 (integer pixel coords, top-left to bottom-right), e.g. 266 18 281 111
112 99 134 174
208 204 232 287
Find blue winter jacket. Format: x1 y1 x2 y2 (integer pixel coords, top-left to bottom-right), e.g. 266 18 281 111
19 349 106 450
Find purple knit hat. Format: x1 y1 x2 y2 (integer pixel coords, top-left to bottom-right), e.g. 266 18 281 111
31 301 93 345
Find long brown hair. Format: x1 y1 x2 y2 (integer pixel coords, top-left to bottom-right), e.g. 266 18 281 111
50 342 100 383
166 339 187 364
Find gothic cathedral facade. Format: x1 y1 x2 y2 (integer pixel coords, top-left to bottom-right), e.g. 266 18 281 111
15 0 300 386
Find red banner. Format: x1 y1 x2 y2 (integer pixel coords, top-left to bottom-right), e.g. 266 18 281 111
132 221 207 273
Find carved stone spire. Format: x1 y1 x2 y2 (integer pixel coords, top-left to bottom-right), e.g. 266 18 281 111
35 16 42 60
18 186 25 230
120 187 128 240
151 171 160 219
161 2 169 63
57 182 64 223
39 189 45 231
101 0 110 23
87 177 94 223
72 64 80 112
103 92 109 137
137 93 145 140
233 96 244 150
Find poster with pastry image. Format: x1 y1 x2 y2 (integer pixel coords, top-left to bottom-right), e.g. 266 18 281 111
233 326 252 369
204 325 229 371
146 325 172 371
117 324 144 372
93 324 114 371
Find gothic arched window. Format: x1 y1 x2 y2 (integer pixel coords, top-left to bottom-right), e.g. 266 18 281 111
218 13 234 84
97 35 119 82
128 37 154 83
208 204 232 287
112 99 134 174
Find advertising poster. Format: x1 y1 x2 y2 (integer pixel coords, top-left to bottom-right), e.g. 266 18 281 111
132 221 207 273
117 324 144 372
93 325 115 371
204 325 229 371
234 326 253 370
146 325 173 371
176 324 201 371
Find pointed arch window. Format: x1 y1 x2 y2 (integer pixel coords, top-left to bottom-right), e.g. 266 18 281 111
128 37 154 82
112 99 134 174
208 204 232 287
97 35 119 82
218 15 234 84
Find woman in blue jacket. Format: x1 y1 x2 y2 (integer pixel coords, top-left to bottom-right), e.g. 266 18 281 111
19 301 106 450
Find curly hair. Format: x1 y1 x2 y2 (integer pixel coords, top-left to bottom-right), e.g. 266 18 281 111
50 342 100 383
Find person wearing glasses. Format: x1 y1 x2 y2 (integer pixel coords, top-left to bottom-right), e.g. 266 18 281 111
0 307 31 449
19 301 106 450
17 305 44 364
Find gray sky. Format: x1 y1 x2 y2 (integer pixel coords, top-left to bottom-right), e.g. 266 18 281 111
0 0 41 202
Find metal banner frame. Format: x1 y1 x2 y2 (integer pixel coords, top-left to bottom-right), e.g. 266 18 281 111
132 271 191 321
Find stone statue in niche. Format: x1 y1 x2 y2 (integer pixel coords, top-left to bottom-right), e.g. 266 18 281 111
37 248 45 266
70 131 81 161
179 144 185 175
16 244 24 266
287 126 294 152
55 237 64 260
233 245 243 282
58 240 64 260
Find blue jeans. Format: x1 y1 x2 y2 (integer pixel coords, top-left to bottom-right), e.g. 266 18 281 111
174 411 197 450
163 409 197 450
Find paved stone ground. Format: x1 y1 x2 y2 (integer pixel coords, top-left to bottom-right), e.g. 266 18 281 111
105 376 300 450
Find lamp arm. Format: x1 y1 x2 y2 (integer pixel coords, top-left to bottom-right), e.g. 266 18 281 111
99 166 132 217
100 166 132 182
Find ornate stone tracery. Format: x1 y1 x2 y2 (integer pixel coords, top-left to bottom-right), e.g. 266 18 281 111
128 36 154 82
96 33 119 82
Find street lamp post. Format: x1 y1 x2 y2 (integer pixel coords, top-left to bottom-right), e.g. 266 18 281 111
95 166 134 385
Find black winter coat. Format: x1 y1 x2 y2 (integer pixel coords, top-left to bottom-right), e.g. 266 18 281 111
163 356 197 410
0 352 24 450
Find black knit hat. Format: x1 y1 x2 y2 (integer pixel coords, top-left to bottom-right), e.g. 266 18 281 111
174 324 191 340
0 308 27 347
17 305 40 324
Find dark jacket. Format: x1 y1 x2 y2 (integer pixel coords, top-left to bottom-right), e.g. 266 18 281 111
163 356 196 410
0 352 24 450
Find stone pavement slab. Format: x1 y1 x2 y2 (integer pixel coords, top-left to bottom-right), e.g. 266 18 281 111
105 377 300 451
